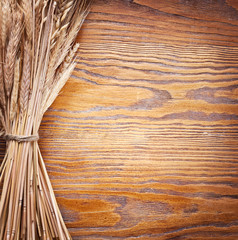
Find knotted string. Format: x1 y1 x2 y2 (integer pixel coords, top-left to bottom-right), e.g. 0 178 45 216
0 131 39 142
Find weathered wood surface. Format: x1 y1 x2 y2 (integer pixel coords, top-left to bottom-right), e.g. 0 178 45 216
1 0 238 239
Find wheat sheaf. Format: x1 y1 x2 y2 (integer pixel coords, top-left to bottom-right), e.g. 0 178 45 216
0 0 90 239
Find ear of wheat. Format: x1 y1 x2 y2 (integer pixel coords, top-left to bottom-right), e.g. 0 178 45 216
0 0 90 239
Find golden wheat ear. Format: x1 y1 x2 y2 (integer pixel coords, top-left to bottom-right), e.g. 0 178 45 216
0 0 91 238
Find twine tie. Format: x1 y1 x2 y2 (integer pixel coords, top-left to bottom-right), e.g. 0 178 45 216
0 132 39 142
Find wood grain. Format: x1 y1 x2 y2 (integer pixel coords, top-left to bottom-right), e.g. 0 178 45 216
1 0 238 239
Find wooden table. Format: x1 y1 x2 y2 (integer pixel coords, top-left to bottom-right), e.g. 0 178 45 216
1 0 238 239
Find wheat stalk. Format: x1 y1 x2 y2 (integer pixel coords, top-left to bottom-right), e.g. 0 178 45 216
0 63 6 111
9 56 20 121
0 0 91 239
20 40 31 114
1 0 11 51
3 11 22 97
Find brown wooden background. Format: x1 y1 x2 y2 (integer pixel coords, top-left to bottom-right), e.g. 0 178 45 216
1 0 238 239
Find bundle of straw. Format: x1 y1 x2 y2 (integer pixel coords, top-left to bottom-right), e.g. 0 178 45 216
0 0 90 239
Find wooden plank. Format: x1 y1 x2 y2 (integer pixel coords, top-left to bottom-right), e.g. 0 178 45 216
1 0 238 239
